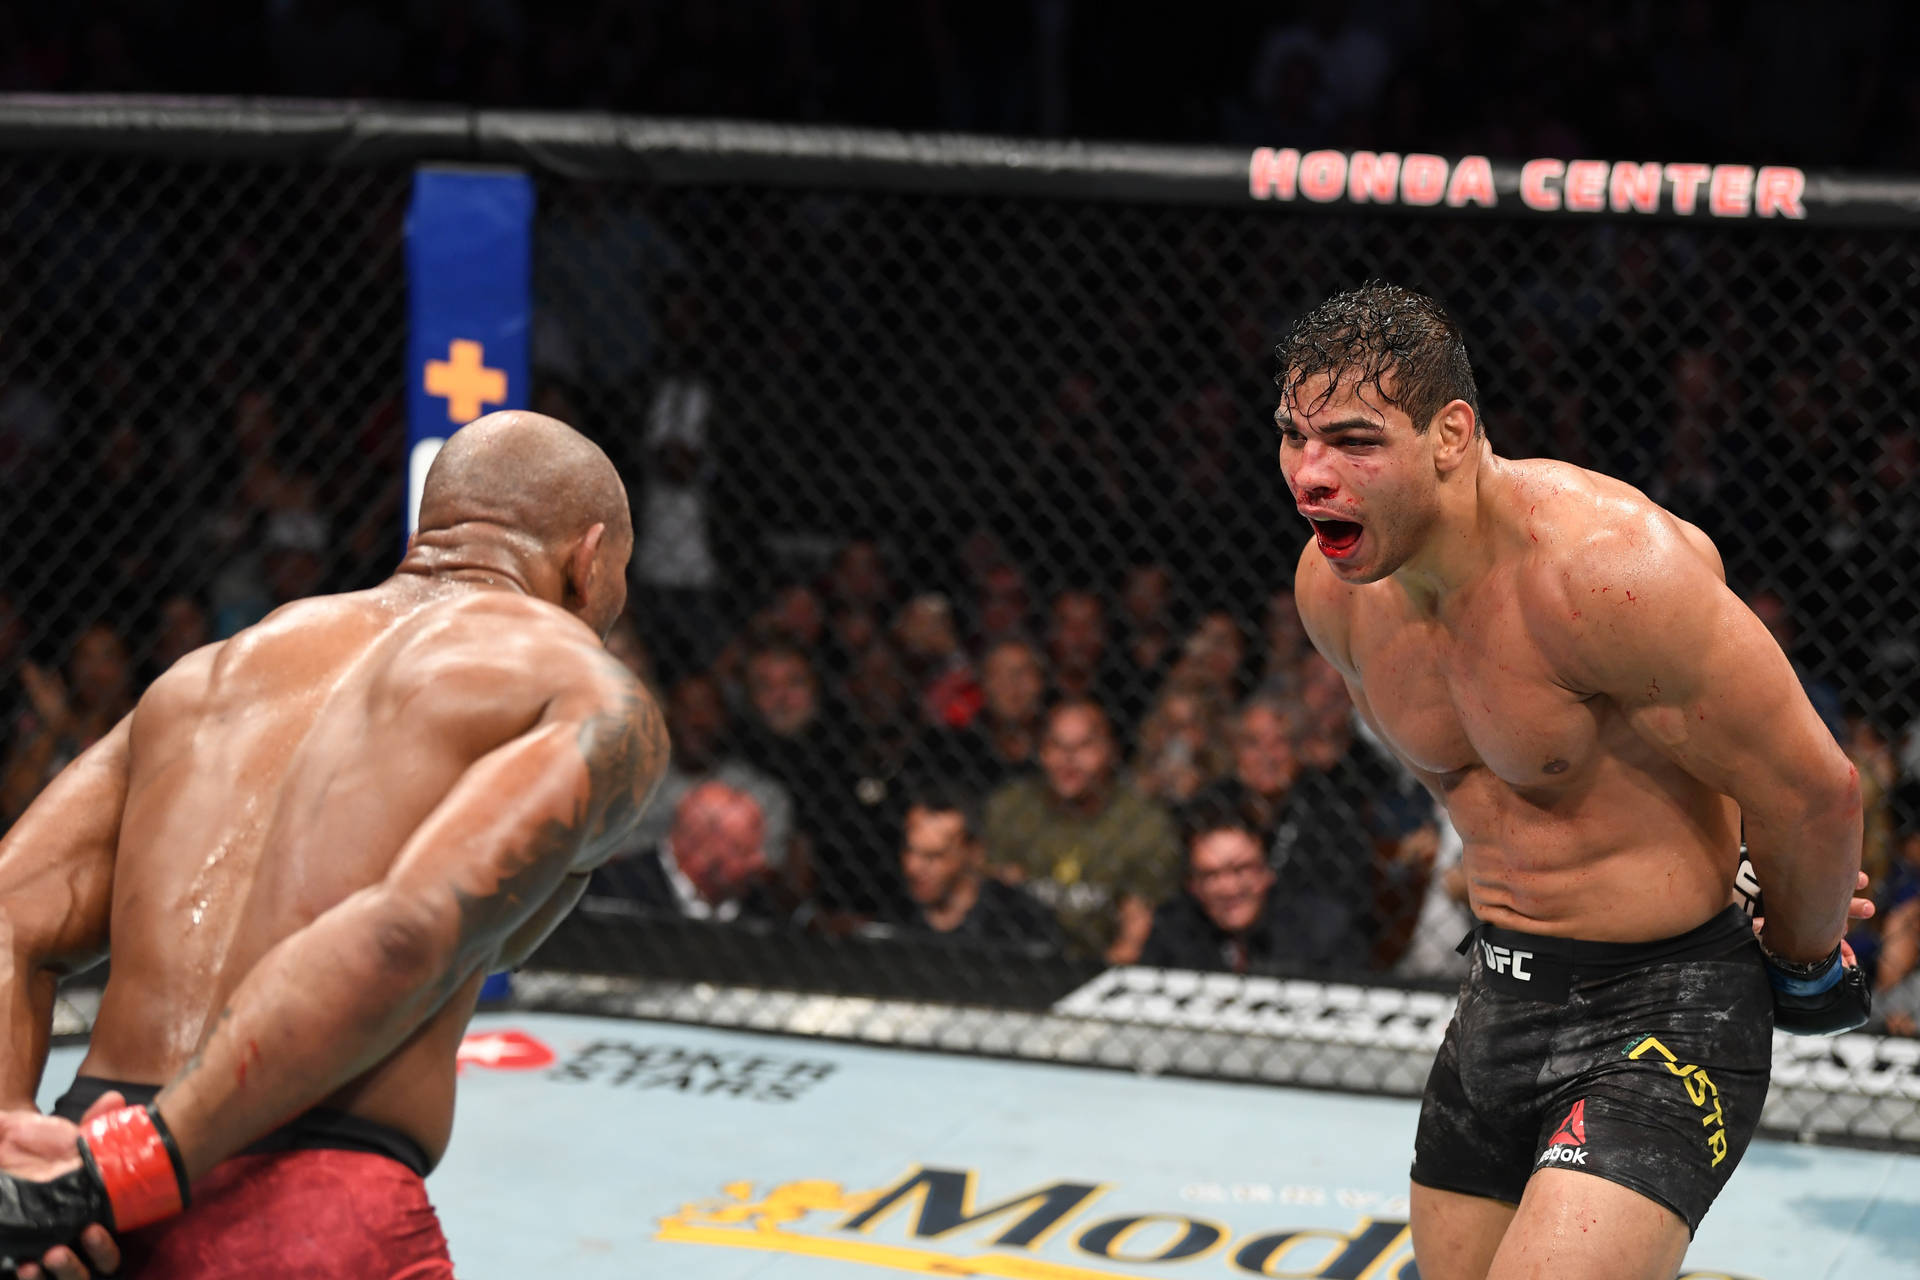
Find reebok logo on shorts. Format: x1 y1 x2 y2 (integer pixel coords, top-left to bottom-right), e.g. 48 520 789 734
1538 1099 1589 1166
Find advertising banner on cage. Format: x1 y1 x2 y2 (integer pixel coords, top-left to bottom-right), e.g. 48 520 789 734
405 165 534 539
1239 146 1920 225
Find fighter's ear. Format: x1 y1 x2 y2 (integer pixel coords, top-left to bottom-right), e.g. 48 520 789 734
1430 399 1478 473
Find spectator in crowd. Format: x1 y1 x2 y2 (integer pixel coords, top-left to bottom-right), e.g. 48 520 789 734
970 560 1034 652
1274 655 1437 961
1188 695 1302 850
629 672 794 875
736 641 840 848
1847 715 1900 897
61 418 182 612
813 640 942 919
1131 677 1232 806
590 781 780 922
984 698 1179 964
1177 608 1252 707
1868 784 1920 1036
632 322 724 683
715 579 832 696
1 620 136 822
893 591 982 730
939 636 1048 800
739 642 825 767
1391 816 1477 980
1119 561 1176 660
210 503 329 638
765 579 828 657
260 506 330 609
825 602 883 680
1111 559 1180 729
1045 588 1121 718
897 778 1063 948
1140 793 1361 974
1647 343 1733 527
1257 586 1312 699
734 641 836 907
826 536 893 618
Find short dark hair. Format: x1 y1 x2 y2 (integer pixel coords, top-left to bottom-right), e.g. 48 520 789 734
1276 282 1483 438
903 775 981 839
1177 791 1259 871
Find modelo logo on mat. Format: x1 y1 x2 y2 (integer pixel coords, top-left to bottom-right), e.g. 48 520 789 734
655 1164 1761 1279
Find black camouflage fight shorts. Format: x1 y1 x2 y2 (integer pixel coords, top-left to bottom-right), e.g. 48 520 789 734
1410 906 1772 1235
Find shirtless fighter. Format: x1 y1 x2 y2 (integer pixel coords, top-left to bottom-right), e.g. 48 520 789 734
0 410 667 1277
1277 284 1869 1280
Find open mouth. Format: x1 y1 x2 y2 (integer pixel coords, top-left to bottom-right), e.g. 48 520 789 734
1311 518 1364 558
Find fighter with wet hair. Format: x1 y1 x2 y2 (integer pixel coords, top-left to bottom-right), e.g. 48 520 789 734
0 411 666 1277
1277 283 1870 1280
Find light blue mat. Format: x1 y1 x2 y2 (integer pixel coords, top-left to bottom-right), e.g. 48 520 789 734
39 1012 1920 1279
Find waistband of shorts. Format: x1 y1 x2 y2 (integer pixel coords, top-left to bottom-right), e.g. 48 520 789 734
1461 904 1755 978
53 1075 433 1179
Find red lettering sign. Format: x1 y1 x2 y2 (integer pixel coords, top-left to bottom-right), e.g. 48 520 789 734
1400 154 1448 206
1299 150 1347 203
1608 161 1662 214
1249 147 1300 201
1446 156 1495 208
1520 159 1563 212
1347 151 1401 204
1754 166 1807 218
1665 163 1712 215
1709 164 1754 217
1564 160 1607 212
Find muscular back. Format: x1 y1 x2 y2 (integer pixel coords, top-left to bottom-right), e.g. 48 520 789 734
80 580 632 1161
1297 458 1818 942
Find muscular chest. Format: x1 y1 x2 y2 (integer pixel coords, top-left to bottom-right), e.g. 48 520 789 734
1351 604 1600 788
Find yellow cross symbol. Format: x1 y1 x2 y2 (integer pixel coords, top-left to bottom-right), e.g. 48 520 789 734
423 339 507 423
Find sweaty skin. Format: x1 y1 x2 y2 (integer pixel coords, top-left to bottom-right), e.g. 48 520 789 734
0 411 668 1197
1283 379 1860 958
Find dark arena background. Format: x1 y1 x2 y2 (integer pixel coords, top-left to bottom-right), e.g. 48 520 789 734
5 26 1920 1277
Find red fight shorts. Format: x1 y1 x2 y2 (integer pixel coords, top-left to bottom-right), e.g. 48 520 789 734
118 1148 455 1279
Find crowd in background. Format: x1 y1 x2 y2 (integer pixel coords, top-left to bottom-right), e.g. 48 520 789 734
3 1 1919 170
4 205 1918 1031
590 542 1442 976
8 517 1917 1034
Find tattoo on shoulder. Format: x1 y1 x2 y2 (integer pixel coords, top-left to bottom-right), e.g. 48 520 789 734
447 667 667 960
574 670 669 853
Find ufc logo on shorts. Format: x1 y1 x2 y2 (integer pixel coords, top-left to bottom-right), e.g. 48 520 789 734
1480 941 1534 980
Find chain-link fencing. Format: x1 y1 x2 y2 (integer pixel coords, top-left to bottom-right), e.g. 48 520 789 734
3 105 1917 1148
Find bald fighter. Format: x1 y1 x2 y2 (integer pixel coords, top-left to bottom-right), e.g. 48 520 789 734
0 410 666 1277
1276 284 1868 1280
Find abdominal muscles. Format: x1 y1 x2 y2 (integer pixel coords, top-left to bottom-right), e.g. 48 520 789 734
1440 753 1739 943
